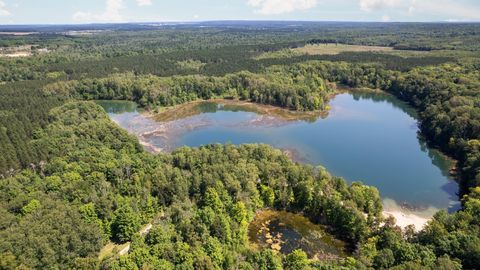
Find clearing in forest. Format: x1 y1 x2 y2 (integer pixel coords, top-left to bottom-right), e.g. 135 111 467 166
293 43 394 55
256 43 398 59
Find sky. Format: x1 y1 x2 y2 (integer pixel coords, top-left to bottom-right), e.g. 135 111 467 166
0 0 479 24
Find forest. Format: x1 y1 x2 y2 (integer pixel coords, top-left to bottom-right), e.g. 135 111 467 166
0 22 479 269
42 64 331 111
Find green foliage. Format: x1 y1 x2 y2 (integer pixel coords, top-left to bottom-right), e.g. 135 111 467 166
0 198 103 269
260 184 276 207
435 255 462 270
248 249 283 270
204 236 224 267
0 81 64 173
112 205 141 243
1 23 472 84
44 64 332 111
21 199 41 215
284 249 309 270
1 23 480 270
374 248 395 269
0 101 383 268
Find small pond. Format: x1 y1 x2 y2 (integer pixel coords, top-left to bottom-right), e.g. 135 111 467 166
248 210 346 260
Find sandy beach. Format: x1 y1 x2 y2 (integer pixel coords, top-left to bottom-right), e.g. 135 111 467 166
382 198 437 231
382 210 430 231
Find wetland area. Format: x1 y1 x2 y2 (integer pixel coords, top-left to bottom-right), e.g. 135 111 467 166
248 210 346 260
98 89 460 254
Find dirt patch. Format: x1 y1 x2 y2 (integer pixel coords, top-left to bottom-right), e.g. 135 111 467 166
0 32 35 36
147 99 327 123
256 44 396 59
1 52 32 58
383 210 430 232
381 198 437 232
0 45 49 58
293 44 394 56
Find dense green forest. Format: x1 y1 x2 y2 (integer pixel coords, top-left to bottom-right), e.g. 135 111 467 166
43 64 331 111
0 81 64 173
1 22 480 269
0 22 472 82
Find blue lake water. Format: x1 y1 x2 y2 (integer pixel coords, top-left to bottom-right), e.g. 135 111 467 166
97 91 459 213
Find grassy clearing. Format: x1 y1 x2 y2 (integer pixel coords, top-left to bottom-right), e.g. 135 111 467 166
98 223 154 260
0 45 49 58
98 242 131 260
256 43 434 60
175 59 206 71
256 44 394 59
293 44 394 55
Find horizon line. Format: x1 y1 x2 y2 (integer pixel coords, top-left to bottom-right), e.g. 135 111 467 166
0 19 480 27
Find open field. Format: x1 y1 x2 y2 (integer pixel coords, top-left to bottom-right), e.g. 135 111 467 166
256 43 395 59
0 45 49 58
294 44 394 55
0 32 36 36
256 43 432 60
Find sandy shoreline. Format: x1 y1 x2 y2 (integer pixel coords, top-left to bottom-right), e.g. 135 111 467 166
143 98 327 123
381 198 437 231
382 210 430 231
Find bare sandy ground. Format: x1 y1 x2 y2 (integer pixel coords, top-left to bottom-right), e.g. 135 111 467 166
383 210 430 231
1 51 32 58
0 32 35 36
382 198 437 231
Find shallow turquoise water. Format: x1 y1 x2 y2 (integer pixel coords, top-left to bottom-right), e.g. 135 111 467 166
97 91 459 212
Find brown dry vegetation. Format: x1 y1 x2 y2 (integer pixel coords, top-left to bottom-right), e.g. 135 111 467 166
293 44 394 55
256 43 432 60
148 99 327 123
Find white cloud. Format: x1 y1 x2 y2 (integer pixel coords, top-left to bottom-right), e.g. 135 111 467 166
0 1 11 16
408 5 414 14
136 0 152 7
382 14 390 21
247 0 317 15
413 0 480 21
73 0 125 22
359 0 402 12
358 0 480 20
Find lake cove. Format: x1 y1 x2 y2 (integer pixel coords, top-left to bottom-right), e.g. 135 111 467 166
97 90 460 219
248 210 346 260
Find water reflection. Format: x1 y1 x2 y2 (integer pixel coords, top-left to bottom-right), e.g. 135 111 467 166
97 91 459 212
248 210 346 260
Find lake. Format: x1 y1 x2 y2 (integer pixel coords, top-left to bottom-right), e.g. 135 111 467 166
97 90 459 214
